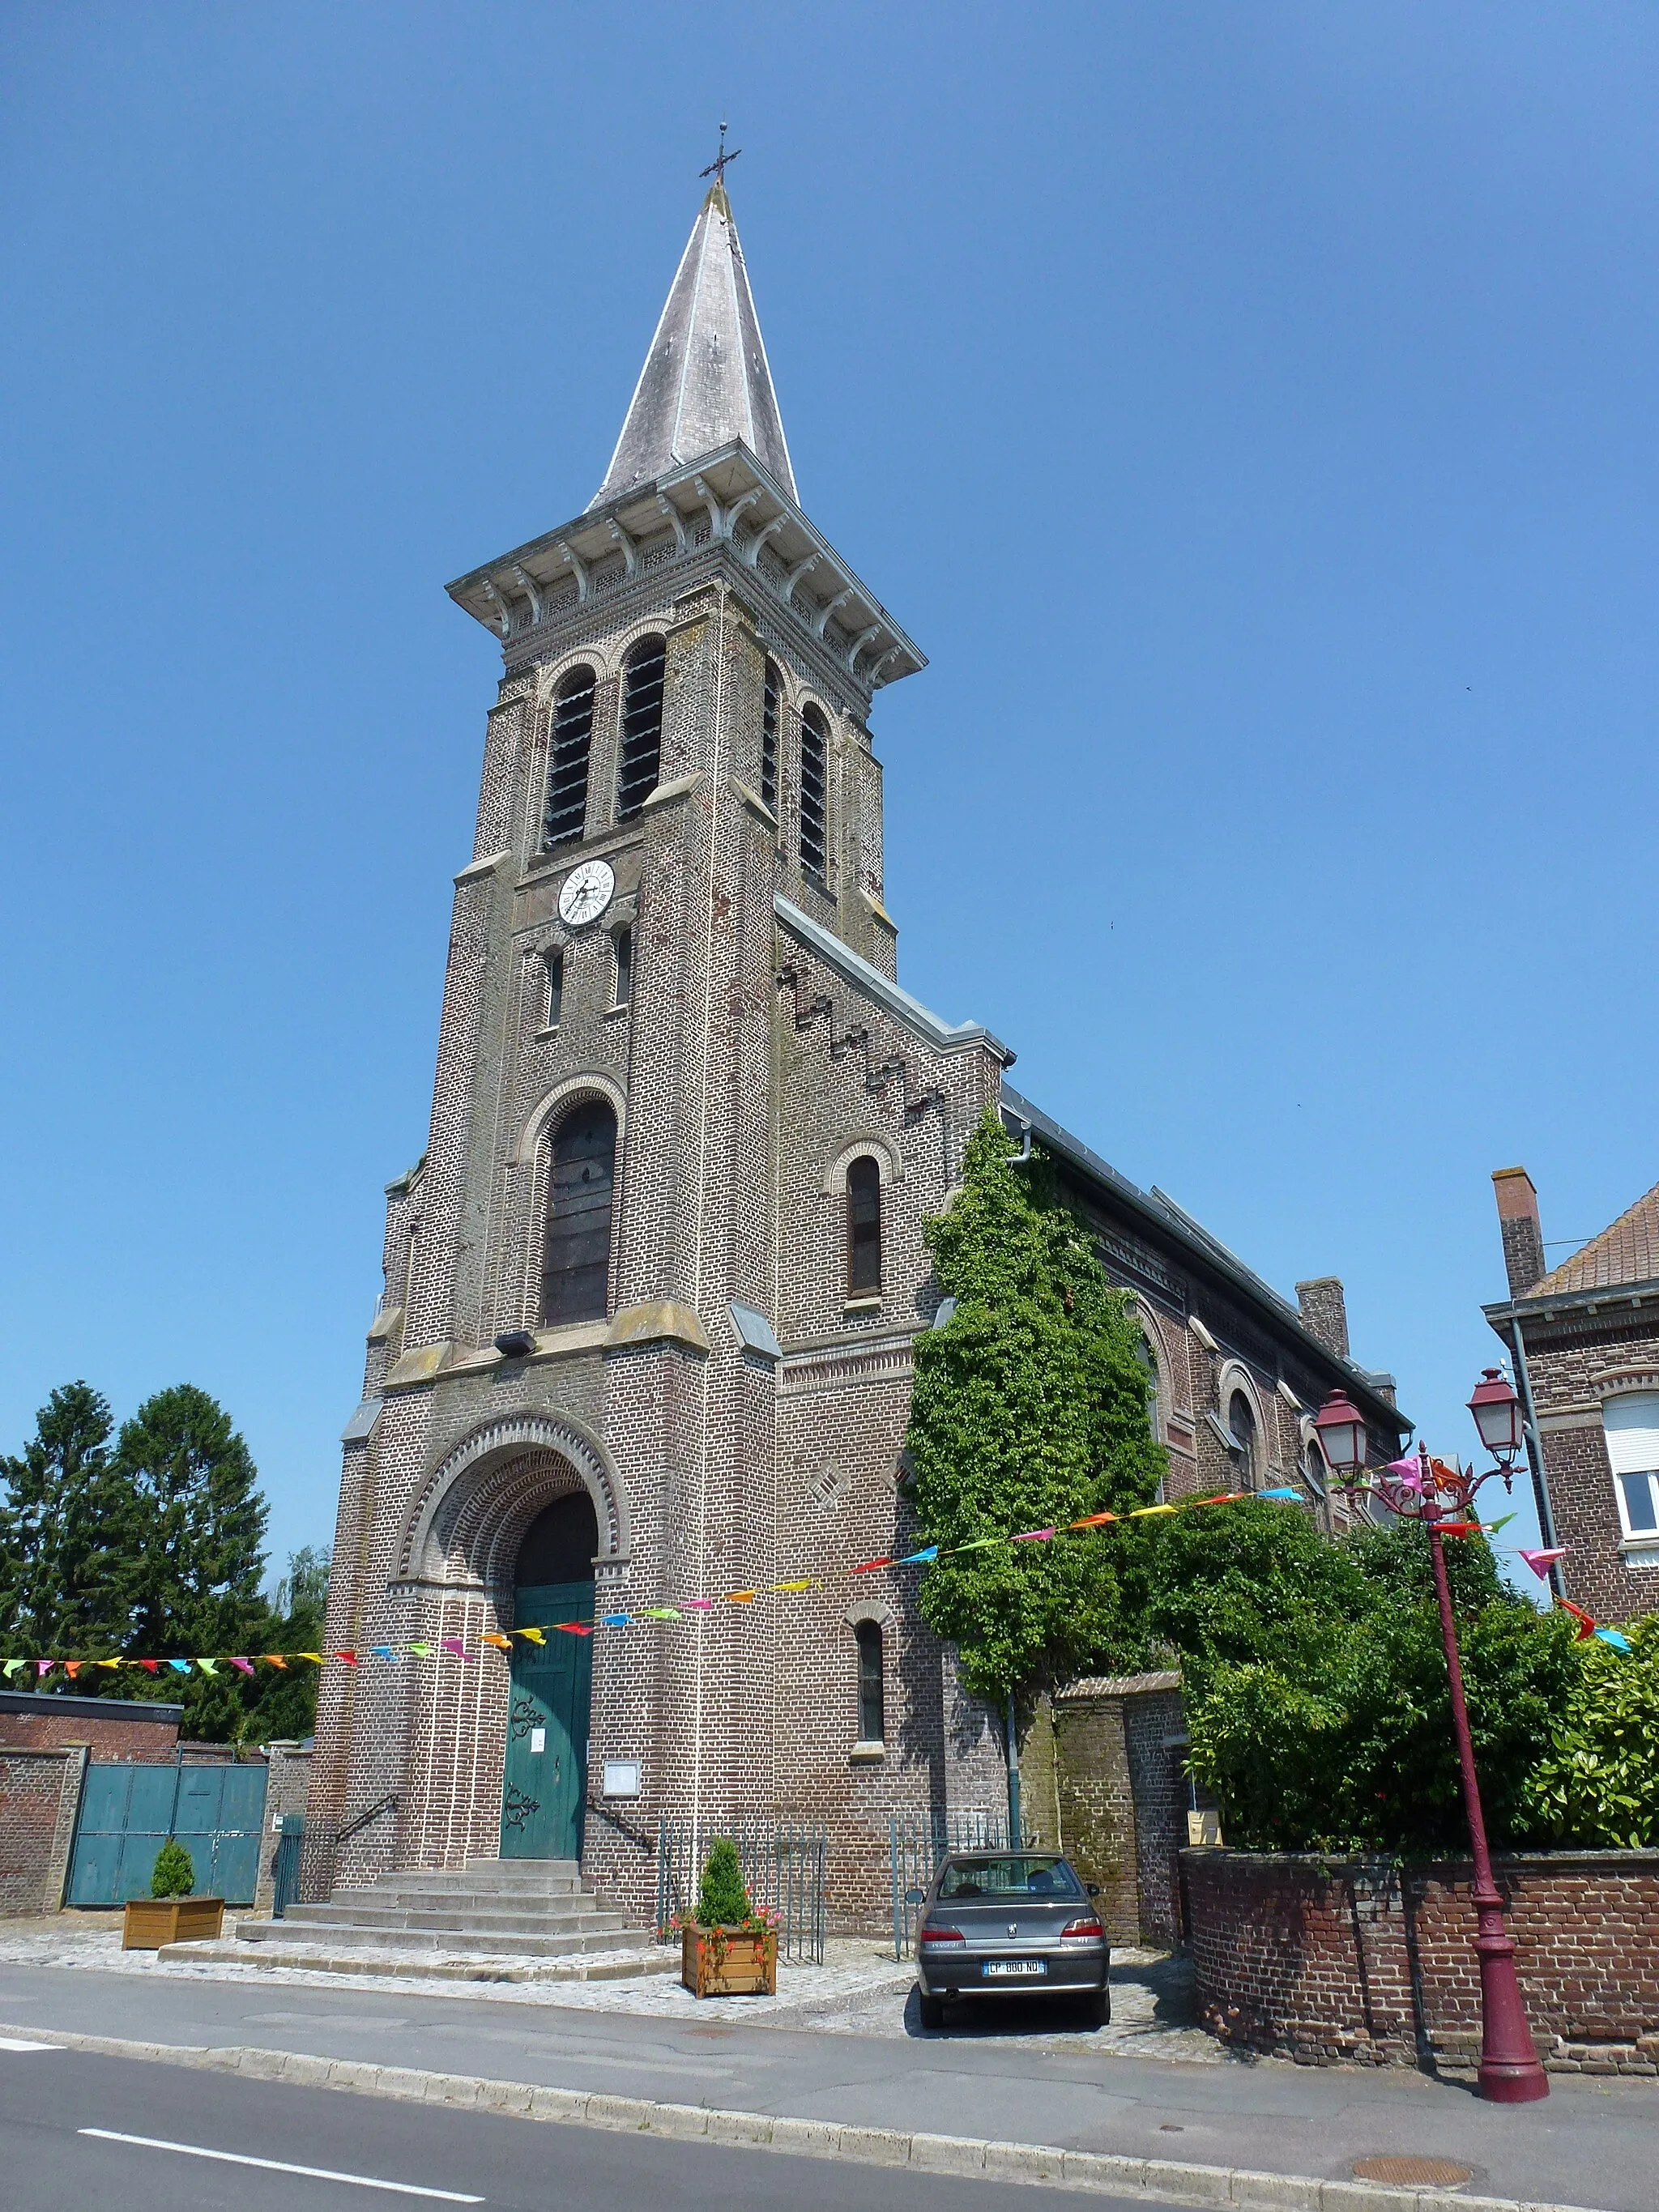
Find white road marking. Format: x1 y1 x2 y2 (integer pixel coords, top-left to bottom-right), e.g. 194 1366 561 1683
78 2129 484 2201
0 2036 59 2051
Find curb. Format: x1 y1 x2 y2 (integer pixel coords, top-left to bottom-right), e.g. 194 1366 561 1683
0 2022 1606 2212
159 1943 669 1985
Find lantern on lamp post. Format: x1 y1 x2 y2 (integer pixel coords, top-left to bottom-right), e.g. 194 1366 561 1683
1311 1383 1550 2104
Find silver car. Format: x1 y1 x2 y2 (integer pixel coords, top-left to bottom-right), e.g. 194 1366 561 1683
908 1851 1110 2028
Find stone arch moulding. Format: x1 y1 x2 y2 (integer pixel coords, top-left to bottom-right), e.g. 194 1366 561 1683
1124 1297 1182 1435
821 1131 902 1196
394 1412 630 1592
1214 1359 1276 1476
515 1071 628 1168
843 1593 895 1630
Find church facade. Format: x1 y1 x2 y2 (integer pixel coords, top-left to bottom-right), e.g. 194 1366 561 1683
305 183 1408 1925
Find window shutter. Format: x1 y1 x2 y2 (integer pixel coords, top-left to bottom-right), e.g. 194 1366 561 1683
1604 1392 1659 1475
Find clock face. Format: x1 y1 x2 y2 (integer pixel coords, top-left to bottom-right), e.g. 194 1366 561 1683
557 858 615 927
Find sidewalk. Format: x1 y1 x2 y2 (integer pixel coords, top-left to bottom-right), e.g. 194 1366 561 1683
0 1949 1653 2211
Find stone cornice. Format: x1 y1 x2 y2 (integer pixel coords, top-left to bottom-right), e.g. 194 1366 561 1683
445 445 924 710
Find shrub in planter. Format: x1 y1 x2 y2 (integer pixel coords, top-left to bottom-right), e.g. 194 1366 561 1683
678 1838 778 1997
151 1838 196 1899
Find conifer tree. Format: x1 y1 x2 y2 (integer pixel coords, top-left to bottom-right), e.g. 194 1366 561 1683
906 1110 1164 1707
0 1383 139 1662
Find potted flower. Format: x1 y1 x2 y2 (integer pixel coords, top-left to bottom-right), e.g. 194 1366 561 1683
677 1837 779 1997
122 1839 226 1950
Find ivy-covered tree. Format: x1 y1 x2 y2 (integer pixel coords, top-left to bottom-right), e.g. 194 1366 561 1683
0 1383 140 1662
905 1109 1164 1708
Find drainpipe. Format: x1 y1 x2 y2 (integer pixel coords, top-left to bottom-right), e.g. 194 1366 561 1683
1004 1694 1022 1848
1508 1313 1563 1600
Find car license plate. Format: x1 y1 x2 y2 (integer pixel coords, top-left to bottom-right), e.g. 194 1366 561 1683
984 1959 1046 1978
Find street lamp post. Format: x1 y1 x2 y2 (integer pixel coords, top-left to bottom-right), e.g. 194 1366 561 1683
1313 1376 1550 2104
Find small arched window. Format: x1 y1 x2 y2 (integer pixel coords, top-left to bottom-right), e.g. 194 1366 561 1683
1228 1390 1258 1490
799 704 829 879
847 1155 882 1297
543 666 596 850
1134 1331 1164 1502
544 949 564 1029
1304 1436 1328 1497
612 927 633 1008
855 1618 885 1744
542 1100 617 1326
761 658 781 819
616 636 666 819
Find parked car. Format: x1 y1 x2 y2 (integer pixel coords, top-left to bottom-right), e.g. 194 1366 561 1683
907 1851 1109 2028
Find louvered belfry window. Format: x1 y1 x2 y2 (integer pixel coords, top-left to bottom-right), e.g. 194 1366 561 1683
542 1102 617 1325
761 658 781 817
799 704 828 879
847 1155 882 1295
543 666 596 850
616 636 667 820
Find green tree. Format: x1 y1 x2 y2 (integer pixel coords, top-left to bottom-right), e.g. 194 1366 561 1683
274 1545 332 1621
695 1837 752 1927
0 1383 139 1663
150 1837 196 1899
905 1110 1164 1705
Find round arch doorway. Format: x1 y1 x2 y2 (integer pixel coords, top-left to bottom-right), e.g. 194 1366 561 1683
501 1490 596 1860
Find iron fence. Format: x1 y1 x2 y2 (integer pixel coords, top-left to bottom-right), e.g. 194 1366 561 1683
889 1809 1011 1960
655 1819 828 1965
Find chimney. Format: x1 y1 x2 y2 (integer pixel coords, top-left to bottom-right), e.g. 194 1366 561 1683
1295 1277 1350 1361
1492 1167 1546 1297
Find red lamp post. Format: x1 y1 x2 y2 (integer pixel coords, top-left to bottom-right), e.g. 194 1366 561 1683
1313 1378 1550 2104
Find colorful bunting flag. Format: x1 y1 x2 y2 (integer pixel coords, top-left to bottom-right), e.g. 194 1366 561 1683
1520 1548 1567 1579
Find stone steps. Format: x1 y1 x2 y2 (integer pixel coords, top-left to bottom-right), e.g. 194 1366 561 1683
219 1856 659 1971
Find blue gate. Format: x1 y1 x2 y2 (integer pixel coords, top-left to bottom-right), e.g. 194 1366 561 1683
66 1760 267 1907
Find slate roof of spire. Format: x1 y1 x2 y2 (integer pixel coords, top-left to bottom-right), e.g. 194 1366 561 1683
1527 1177 1659 1297
590 184 796 509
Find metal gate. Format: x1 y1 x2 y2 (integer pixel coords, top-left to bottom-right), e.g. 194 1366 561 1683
271 1812 305 1918
889 1809 1010 1959
655 1819 828 1964
66 1759 267 1907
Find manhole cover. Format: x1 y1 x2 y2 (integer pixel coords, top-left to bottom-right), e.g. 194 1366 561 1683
1352 2158 1474 2189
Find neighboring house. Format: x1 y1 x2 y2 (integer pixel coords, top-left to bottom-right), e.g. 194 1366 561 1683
1485 1166 1659 1624
306 178 1408 1928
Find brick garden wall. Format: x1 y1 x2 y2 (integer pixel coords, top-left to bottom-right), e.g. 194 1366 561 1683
1185 1848 1659 2076
0 1694 182 1762
0 1747 85 1916
1023 1677 1187 1949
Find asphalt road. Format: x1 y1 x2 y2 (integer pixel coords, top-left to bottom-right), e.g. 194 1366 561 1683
0 2044 1108 2211
2 1965 1654 2212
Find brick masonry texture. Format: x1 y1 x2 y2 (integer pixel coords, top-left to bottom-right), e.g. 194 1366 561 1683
0 1747 84 1915
0 1694 181 1762
1186 1848 1659 2074
305 437 1406 1930
1021 1677 1188 1946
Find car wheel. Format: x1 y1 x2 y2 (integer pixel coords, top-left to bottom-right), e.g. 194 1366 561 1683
919 1990 946 2030
1081 1988 1110 2027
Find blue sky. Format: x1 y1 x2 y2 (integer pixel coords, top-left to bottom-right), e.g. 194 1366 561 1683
3 4 1655 1592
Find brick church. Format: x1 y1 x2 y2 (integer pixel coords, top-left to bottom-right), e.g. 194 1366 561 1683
305 180 1408 1925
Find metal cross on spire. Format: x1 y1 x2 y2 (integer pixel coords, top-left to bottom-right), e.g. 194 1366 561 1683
699 121 742 189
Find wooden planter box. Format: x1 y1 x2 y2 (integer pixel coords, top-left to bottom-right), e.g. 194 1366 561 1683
680 1924 778 1997
122 1897 225 1950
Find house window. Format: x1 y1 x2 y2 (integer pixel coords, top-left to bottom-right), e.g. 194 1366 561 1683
616 635 666 819
543 666 595 850
847 1155 882 1296
1228 1391 1258 1490
1606 1392 1659 1542
761 658 780 818
542 1100 616 1326
612 927 633 1008
799 704 828 879
544 949 564 1029
855 1619 885 1744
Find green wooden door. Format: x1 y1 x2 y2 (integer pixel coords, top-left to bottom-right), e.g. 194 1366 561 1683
501 1579 593 1860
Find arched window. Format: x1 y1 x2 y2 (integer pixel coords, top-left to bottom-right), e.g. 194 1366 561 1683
1303 1436 1328 1497
761 658 781 819
1228 1391 1258 1490
1133 1331 1164 1501
847 1155 882 1296
515 1490 598 1589
544 949 563 1029
542 1100 617 1325
855 1618 885 1744
616 636 666 819
612 927 633 1008
543 666 595 850
799 704 828 879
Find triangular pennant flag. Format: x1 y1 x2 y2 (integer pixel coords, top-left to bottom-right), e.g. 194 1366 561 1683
852 1558 893 1573
642 1608 681 1620
1520 1548 1567 1579
297 1652 324 1664
138 1658 160 1674
370 1645 397 1660
403 1644 431 1657
1257 1486 1305 1502
36 1660 54 1677
263 1655 289 1669
898 1546 939 1565
516 1628 545 1644
771 1579 814 1593
600 1613 631 1626
1068 1512 1117 1528
556 1622 594 1636
1130 1503 1177 1517
438 1639 471 1660
479 1634 512 1650
229 1657 255 1677
63 1660 82 1679
726 1591 757 1604
1437 1521 1482 1538
1012 1527 1056 1542
1485 1512 1518 1534
335 1651 359 1666
195 1657 220 1675
2 1660 24 1677
96 1658 122 1669
1594 1627 1632 1652
684 1597 714 1610
168 1659 191 1674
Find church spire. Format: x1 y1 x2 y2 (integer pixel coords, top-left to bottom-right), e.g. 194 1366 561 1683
589 168 797 509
